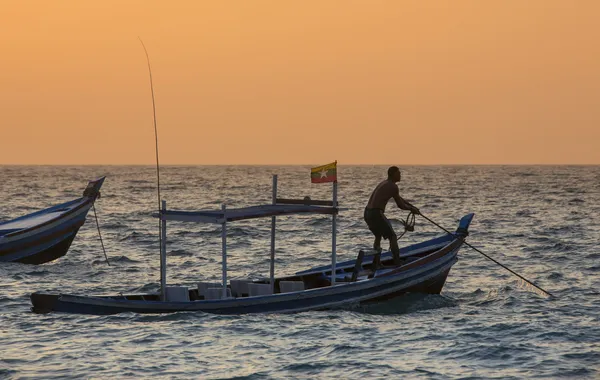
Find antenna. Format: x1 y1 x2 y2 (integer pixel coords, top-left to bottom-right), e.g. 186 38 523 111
138 37 163 274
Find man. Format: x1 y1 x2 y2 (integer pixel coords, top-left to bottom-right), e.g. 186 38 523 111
364 166 420 265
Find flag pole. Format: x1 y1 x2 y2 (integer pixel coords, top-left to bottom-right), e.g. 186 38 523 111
331 161 337 286
221 204 228 299
270 175 277 294
160 200 167 301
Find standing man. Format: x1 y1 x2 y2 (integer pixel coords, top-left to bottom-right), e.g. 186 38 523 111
364 166 419 265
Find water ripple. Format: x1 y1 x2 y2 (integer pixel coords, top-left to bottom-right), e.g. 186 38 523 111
0 165 599 379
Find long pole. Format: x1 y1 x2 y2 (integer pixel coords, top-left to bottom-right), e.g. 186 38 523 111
270 175 277 294
331 181 338 285
138 37 164 292
221 204 228 299
160 200 167 301
138 38 162 213
419 213 555 298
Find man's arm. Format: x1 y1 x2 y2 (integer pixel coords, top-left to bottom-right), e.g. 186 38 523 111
393 190 420 214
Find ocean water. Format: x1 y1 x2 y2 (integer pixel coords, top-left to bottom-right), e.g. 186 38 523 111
0 165 598 379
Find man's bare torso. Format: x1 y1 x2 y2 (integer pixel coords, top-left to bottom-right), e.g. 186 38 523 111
366 180 399 211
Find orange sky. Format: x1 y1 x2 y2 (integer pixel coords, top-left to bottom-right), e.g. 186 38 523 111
1 1 598 164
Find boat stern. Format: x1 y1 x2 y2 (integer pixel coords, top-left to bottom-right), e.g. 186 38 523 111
30 292 61 314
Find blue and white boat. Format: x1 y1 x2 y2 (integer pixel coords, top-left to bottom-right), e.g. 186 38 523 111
1 177 105 264
31 175 473 315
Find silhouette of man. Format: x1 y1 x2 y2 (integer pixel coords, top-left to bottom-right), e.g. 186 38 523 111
364 166 419 265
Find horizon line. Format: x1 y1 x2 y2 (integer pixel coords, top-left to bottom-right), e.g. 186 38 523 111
1 163 599 167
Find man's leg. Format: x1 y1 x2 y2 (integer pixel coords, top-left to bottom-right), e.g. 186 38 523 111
373 235 382 251
365 208 381 251
373 235 382 269
378 213 402 265
389 233 402 265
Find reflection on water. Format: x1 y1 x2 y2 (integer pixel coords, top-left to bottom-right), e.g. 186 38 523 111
0 165 599 378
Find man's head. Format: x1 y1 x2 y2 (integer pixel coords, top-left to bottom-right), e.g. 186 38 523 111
387 166 401 182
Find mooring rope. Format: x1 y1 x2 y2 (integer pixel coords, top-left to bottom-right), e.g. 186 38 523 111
92 201 110 266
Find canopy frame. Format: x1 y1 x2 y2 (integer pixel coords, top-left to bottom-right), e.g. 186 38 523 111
157 175 339 298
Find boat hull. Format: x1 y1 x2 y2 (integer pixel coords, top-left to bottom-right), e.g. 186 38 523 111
31 238 463 315
362 268 451 305
16 230 79 265
0 177 104 265
0 205 90 264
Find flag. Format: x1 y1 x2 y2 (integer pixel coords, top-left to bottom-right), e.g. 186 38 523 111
311 161 337 183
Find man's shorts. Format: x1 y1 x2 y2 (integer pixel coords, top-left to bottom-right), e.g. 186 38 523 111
364 207 396 240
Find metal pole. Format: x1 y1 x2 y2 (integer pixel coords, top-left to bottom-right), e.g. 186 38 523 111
270 175 278 294
331 181 337 285
160 200 167 301
221 204 228 298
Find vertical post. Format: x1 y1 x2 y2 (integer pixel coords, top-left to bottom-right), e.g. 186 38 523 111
270 175 278 294
221 204 228 298
331 181 338 285
160 200 167 301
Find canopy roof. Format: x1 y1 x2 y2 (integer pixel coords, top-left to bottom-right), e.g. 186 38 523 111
160 204 337 224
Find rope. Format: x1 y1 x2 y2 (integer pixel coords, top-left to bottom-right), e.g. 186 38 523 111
401 211 416 232
419 213 555 298
92 201 110 266
396 211 417 241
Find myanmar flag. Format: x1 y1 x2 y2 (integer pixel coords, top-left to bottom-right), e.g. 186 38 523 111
311 161 337 183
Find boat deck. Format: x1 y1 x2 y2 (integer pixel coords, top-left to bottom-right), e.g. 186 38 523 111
0 211 69 234
0 197 89 237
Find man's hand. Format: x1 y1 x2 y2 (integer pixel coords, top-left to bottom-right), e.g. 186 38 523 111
399 198 420 215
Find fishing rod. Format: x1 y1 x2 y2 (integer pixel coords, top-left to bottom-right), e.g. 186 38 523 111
138 37 163 284
418 212 555 298
138 37 162 211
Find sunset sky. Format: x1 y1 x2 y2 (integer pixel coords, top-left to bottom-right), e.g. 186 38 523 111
1 1 598 165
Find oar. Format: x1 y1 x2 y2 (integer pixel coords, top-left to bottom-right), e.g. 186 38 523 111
418 212 555 298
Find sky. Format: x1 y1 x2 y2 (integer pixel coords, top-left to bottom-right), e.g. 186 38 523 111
1 1 598 165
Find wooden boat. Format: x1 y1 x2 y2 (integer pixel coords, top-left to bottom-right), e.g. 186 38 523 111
0 177 105 264
30 175 473 315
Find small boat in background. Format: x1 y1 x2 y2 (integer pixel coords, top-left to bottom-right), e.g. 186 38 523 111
0 177 105 264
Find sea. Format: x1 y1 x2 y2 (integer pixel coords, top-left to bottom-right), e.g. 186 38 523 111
0 165 598 379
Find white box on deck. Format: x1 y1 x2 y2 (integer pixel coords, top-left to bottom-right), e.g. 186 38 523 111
279 281 305 293
248 283 273 297
198 282 221 297
165 286 190 302
230 279 254 297
205 287 232 300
